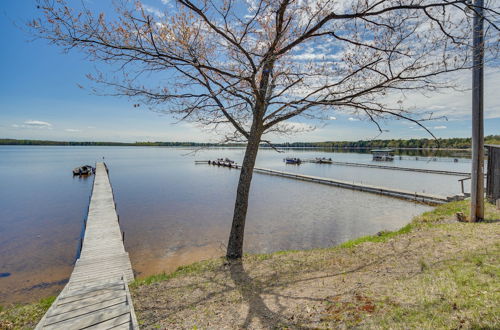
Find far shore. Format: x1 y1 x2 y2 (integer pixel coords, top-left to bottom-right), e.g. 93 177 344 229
1 135 499 150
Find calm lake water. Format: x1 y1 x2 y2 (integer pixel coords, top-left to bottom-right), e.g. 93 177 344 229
0 146 471 303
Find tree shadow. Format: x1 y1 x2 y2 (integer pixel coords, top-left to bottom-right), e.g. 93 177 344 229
138 234 452 328
223 237 423 328
229 259 299 329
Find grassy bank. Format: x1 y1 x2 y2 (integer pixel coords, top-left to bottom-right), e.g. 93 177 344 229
2 201 499 329
131 200 500 329
0 297 55 329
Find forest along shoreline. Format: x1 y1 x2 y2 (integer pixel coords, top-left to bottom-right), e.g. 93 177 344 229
1 200 499 329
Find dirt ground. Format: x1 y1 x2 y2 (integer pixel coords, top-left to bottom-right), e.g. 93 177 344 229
132 204 500 329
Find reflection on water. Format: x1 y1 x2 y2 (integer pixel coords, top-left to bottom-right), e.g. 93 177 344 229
0 146 472 303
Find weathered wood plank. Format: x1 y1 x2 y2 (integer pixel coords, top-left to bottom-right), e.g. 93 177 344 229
57 285 124 305
67 278 126 293
45 297 127 324
53 291 127 312
70 273 133 285
85 313 131 330
65 281 124 294
43 305 130 330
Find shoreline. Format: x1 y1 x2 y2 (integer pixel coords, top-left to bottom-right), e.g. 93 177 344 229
0 144 478 151
1 136 499 150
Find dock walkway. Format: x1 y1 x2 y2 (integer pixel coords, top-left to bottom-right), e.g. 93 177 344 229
252 167 462 204
196 160 463 204
36 163 138 330
302 160 470 176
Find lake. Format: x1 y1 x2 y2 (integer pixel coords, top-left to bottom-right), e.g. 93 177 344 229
0 146 471 303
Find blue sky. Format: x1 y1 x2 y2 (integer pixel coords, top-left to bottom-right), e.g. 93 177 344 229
0 1 498 143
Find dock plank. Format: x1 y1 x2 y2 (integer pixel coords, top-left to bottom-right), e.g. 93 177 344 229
52 292 127 313
45 298 127 325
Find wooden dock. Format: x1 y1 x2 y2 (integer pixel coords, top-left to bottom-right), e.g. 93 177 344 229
303 160 470 176
36 163 138 330
252 167 463 204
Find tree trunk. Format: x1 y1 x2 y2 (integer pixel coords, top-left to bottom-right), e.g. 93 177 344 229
226 124 263 259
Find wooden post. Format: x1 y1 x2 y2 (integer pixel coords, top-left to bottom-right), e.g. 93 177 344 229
470 0 485 222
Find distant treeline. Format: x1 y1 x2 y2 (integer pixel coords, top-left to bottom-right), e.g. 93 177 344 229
274 135 500 149
0 139 214 147
1 135 499 149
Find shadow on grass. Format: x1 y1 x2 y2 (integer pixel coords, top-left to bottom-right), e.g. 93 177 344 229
135 237 418 328
226 238 415 329
229 259 297 328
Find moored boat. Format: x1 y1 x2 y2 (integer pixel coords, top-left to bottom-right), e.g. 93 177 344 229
314 157 333 164
73 165 95 176
284 157 301 164
208 158 237 168
371 149 395 161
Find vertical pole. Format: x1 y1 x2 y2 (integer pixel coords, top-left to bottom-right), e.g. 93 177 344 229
470 0 485 222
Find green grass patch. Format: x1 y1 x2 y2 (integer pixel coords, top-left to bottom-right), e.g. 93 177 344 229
414 200 500 224
336 200 499 250
0 296 55 329
367 247 500 329
131 258 225 287
336 223 414 249
247 249 300 261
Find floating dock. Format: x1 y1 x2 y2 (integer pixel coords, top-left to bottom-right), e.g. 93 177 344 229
252 167 462 204
303 160 470 176
36 163 138 330
197 160 463 204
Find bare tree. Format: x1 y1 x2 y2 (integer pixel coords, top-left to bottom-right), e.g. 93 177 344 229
32 0 499 259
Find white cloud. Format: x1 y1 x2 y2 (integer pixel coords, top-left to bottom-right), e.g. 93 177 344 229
329 116 337 120
383 69 500 120
287 122 314 131
142 4 165 18
264 122 316 137
434 125 447 129
159 0 169 4
25 120 52 127
87 126 96 129
291 53 341 61
11 120 53 129
65 128 81 132
428 105 447 110
348 117 359 121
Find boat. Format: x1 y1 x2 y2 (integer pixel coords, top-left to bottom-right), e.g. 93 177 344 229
208 158 237 168
284 157 301 164
371 149 395 161
73 165 95 176
314 157 333 164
